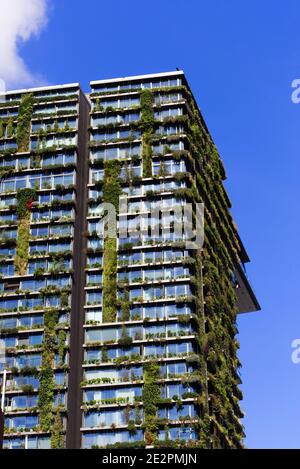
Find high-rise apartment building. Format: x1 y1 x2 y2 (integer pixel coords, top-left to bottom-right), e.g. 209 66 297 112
0 71 259 450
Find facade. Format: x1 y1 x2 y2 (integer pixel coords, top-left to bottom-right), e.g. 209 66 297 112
0 84 89 449
0 71 259 450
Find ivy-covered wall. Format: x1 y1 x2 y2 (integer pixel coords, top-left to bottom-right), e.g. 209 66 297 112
39 309 65 448
184 92 246 448
140 90 154 178
102 160 121 322
39 309 58 432
16 94 35 152
102 237 118 322
142 362 161 445
0 88 80 449
14 188 37 276
92 84 247 448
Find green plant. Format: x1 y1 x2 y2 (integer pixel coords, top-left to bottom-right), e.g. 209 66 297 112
21 384 34 393
50 409 64 449
14 188 36 276
16 94 35 151
101 160 122 322
103 160 122 209
6 118 14 138
102 238 117 322
101 346 109 362
38 310 59 431
140 90 154 178
127 420 137 435
60 290 69 308
118 326 132 347
120 289 130 321
58 329 67 365
53 120 59 132
16 188 37 218
142 361 161 445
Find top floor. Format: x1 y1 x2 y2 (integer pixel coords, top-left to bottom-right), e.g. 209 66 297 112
0 83 81 106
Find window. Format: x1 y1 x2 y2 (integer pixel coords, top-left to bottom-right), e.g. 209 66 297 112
16 354 41 368
19 314 44 328
86 292 102 305
27 437 51 449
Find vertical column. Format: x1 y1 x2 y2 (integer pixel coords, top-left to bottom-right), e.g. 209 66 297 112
66 90 90 449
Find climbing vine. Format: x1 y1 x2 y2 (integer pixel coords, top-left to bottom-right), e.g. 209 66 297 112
102 160 121 322
58 329 67 366
16 93 35 152
102 238 118 322
120 289 130 321
184 96 245 448
39 310 59 431
142 361 161 446
140 90 154 178
103 160 122 208
14 188 37 276
51 408 65 449
16 188 37 218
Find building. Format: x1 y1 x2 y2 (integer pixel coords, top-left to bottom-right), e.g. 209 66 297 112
0 83 89 449
0 71 259 449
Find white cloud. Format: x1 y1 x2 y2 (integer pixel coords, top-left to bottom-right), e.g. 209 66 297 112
0 0 48 89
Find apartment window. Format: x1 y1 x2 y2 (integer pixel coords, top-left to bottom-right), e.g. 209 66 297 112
55 372 66 386
11 395 38 409
27 437 51 450
19 315 43 328
31 226 49 237
20 297 43 310
15 375 39 389
0 298 18 311
87 292 102 305
0 317 17 329
85 309 102 322
0 262 14 278
2 336 16 347
82 430 143 449
144 344 164 357
16 354 42 368
5 415 39 430
85 349 101 361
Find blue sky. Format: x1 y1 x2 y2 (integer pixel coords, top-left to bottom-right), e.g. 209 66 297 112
4 0 300 448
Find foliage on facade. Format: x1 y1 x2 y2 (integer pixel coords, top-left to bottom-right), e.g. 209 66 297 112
140 90 154 178
0 76 255 450
103 160 122 208
0 87 78 449
185 95 245 448
102 160 121 322
39 310 58 431
16 94 35 152
142 362 161 445
51 409 65 449
86 81 249 449
102 237 118 322
14 188 37 276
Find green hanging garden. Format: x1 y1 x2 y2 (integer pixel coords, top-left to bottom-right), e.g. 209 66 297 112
14 188 37 276
102 160 121 323
140 90 154 178
16 93 35 152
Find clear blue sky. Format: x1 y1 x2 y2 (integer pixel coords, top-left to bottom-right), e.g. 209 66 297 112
17 0 300 448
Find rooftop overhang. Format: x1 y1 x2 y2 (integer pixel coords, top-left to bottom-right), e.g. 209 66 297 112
235 263 260 314
1 83 80 97
90 70 184 86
